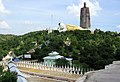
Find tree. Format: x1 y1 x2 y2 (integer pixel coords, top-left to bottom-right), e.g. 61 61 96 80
0 71 17 82
32 48 48 61
0 29 120 70
55 58 70 66
0 66 17 82
0 66 3 74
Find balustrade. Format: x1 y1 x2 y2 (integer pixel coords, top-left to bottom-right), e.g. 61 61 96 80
15 60 93 75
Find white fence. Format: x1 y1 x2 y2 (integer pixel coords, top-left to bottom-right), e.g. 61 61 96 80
0 61 2 66
15 60 93 75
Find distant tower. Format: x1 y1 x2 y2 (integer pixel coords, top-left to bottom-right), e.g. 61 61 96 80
80 2 90 29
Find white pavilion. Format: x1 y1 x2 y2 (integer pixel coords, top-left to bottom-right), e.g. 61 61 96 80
43 51 72 66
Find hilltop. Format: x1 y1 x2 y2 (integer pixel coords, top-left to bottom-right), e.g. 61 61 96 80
0 29 120 70
0 34 15 43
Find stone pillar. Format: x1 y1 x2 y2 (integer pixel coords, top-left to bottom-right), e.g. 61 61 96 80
80 2 90 29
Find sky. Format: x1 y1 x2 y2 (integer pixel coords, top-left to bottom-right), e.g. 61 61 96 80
0 0 120 35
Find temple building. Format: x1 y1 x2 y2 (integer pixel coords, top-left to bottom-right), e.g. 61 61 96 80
43 51 72 66
80 2 91 29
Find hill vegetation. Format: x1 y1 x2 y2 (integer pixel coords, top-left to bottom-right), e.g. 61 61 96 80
0 29 120 70
0 34 15 43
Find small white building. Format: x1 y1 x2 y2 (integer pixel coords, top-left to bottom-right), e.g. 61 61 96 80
43 51 72 66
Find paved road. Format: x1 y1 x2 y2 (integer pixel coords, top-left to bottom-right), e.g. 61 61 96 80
83 61 120 82
23 73 67 82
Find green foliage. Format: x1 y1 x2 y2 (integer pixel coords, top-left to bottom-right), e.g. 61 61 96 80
0 55 3 61
32 48 48 61
0 71 17 82
0 66 17 82
0 66 3 74
0 34 15 43
55 58 70 66
0 29 120 70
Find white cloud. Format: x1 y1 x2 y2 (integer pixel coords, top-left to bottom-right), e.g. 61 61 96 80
67 0 102 17
0 20 10 30
24 20 34 25
0 0 10 15
23 20 41 27
117 25 120 28
0 0 10 30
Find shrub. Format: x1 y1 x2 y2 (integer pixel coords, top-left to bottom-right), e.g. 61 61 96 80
55 58 70 67
0 66 17 82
